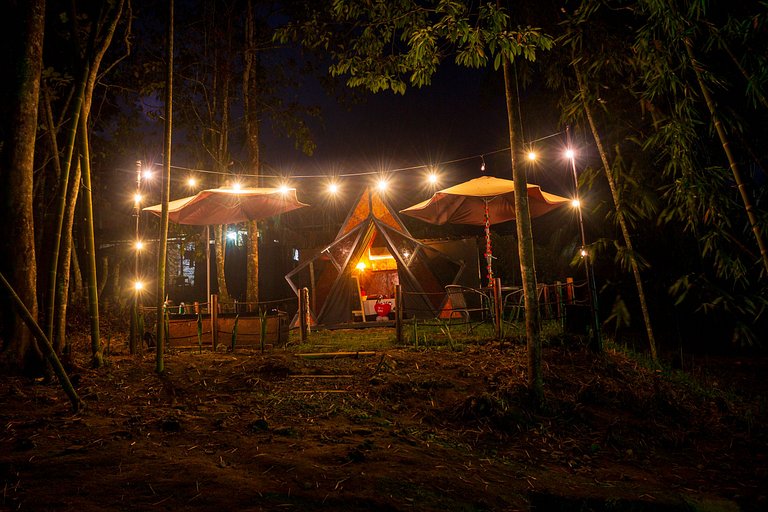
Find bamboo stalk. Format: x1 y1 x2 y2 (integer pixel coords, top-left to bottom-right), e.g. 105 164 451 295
0 272 81 412
294 352 376 359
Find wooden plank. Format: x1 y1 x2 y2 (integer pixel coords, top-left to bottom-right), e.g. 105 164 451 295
294 351 376 359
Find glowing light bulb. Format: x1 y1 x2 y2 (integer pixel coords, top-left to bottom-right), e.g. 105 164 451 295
565 149 575 159
527 151 537 161
134 280 144 291
356 261 366 271
187 177 197 188
135 240 144 251
376 179 388 192
142 169 153 180
134 193 143 204
227 231 237 241
571 199 580 208
278 184 290 194
232 182 242 191
427 172 438 185
580 249 587 257
328 183 339 195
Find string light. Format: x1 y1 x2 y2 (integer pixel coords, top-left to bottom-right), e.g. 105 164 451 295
565 149 575 159
580 248 587 257
134 193 143 204
527 151 537 161
227 231 237 241
134 280 144 291
278 184 291 194
187 177 197 188
327 182 340 195
142 169 154 181
427 171 439 185
135 240 144 251
571 199 580 208
480 155 486 172
232 181 242 191
356 261 366 271
376 178 389 192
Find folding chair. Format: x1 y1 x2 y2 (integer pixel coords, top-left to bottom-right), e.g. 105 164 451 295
444 285 491 332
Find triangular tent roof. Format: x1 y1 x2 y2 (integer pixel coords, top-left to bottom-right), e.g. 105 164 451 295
286 188 466 326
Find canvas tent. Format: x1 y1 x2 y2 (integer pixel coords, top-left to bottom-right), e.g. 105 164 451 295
286 188 468 326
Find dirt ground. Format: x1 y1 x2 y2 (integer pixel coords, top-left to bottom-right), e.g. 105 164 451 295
1 330 766 511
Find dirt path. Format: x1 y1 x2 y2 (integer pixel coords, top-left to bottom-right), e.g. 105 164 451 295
1 337 765 511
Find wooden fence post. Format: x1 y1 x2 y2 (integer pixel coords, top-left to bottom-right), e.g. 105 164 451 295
395 284 403 344
300 287 309 343
211 294 218 349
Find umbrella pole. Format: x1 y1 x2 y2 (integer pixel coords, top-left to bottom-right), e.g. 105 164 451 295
484 199 493 286
206 225 211 312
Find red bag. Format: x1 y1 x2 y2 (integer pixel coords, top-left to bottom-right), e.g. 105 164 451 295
374 301 391 316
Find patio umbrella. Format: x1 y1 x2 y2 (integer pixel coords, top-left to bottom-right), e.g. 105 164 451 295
400 176 569 284
145 187 309 301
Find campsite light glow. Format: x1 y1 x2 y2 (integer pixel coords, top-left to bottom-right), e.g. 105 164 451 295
135 240 144 251
427 172 439 185
565 149 575 160
133 193 143 205
278 184 291 195
356 261 366 271
527 151 537 161
571 199 581 208
227 231 237 241
376 178 389 192
327 182 340 195
133 280 144 292
187 177 198 188
232 181 242 192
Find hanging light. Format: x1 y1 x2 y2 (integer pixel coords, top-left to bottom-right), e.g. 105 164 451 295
565 149 575 159
527 151 537 161
134 280 144 291
135 240 144 251
278 184 290 194
571 199 580 208
232 181 242 191
427 171 439 185
133 193 143 205
376 178 389 192
187 177 197 188
327 182 340 195
356 261 366 271
480 155 486 172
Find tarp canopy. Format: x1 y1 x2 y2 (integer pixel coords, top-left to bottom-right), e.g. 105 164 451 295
144 187 308 225
286 188 467 326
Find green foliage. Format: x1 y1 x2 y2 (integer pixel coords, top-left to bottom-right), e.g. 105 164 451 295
277 0 552 95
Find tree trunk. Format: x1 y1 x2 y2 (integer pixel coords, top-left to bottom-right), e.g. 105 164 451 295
0 0 45 373
156 0 174 374
685 39 768 276
69 239 84 305
574 64 659 363
78 117 103 368
502 58 542 401
55 159 82 354
244 0 260 308
214 225 232 304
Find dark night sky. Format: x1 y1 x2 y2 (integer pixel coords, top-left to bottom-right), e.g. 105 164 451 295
257 61 577 210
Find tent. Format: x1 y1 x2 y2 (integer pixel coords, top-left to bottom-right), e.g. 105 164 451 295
285 188 468 326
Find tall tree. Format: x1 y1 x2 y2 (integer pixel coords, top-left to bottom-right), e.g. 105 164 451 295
0 0 46 373
155 0 175 374
244 0 261 308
